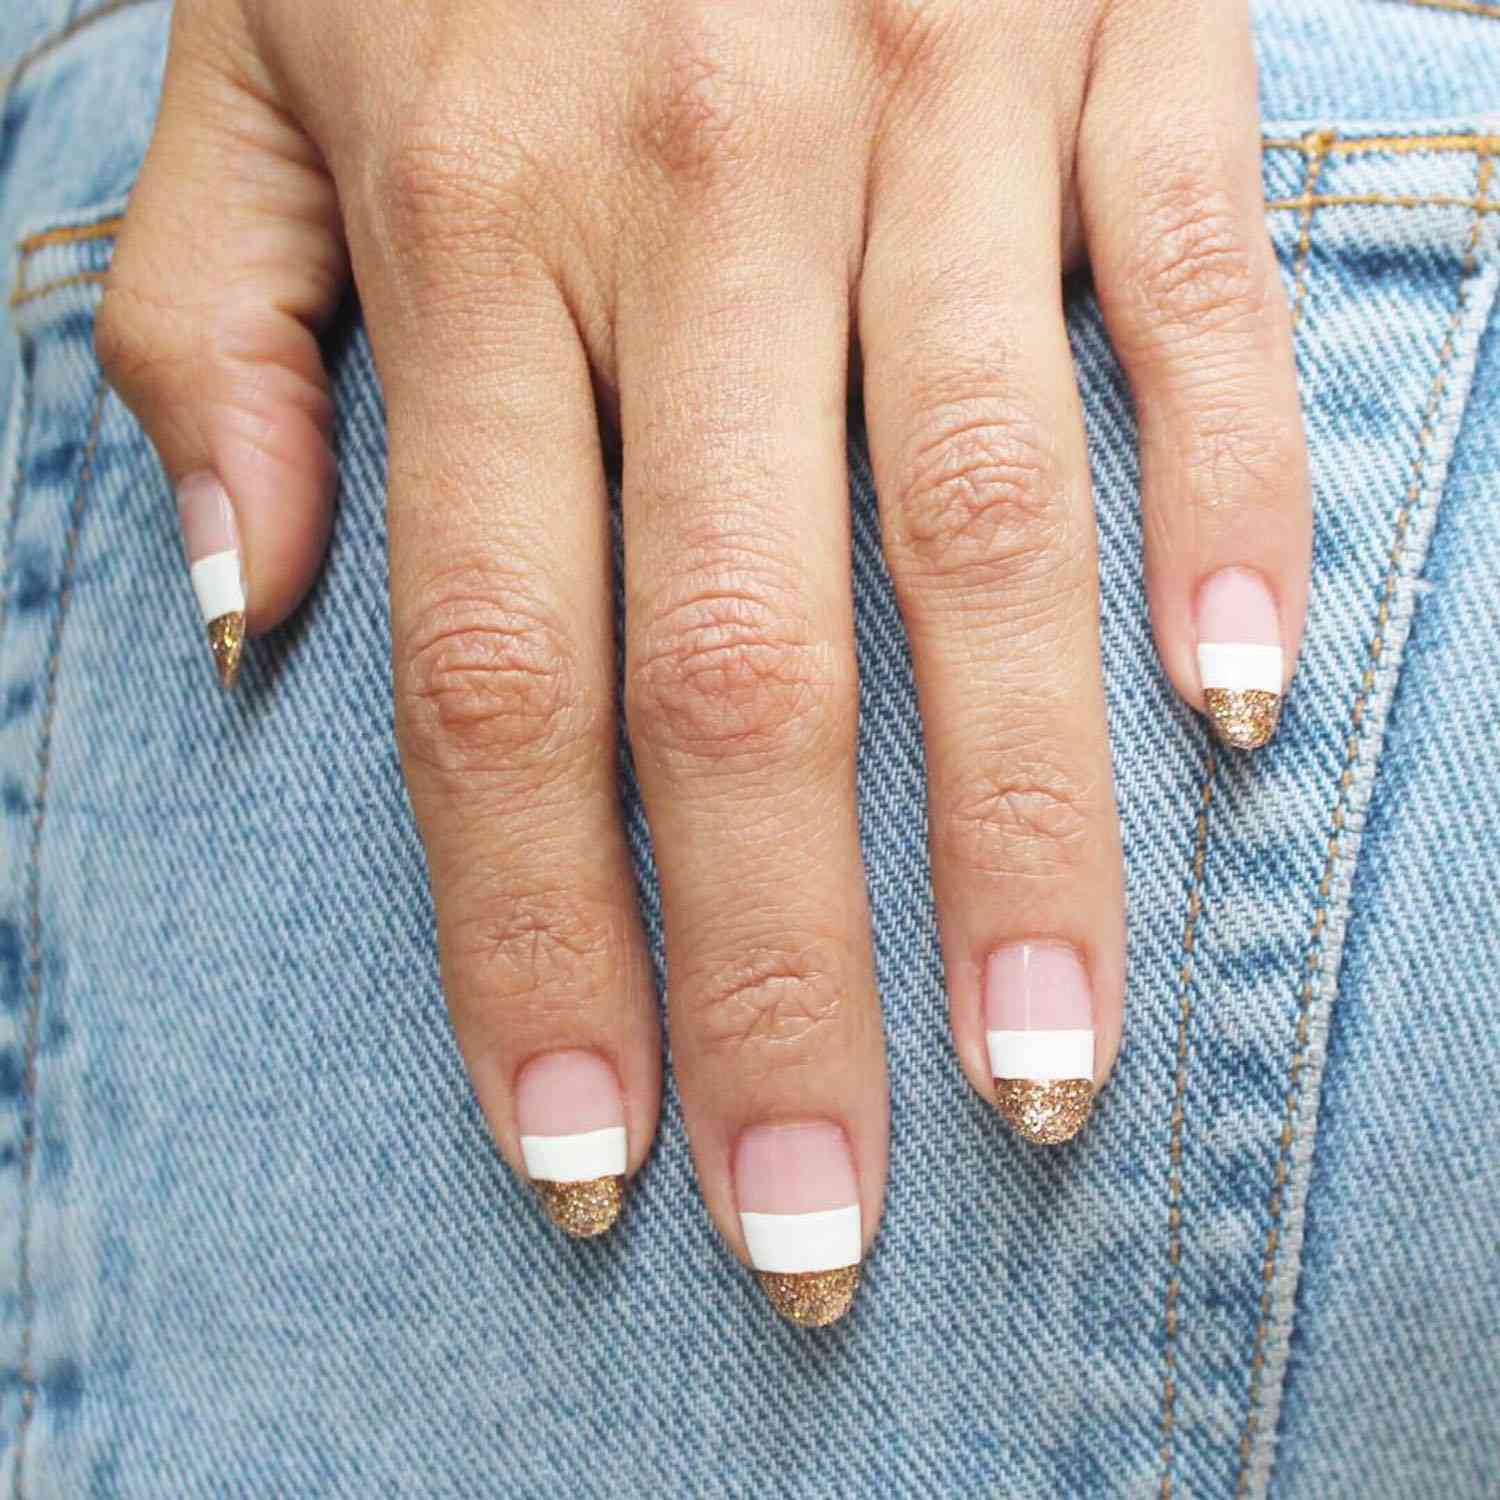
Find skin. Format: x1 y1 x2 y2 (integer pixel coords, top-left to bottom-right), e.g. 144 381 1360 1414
98 0 1311 1273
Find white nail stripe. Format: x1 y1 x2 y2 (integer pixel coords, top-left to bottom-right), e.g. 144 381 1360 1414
520 1126 627 1183
740 1205 862 1275
1198 642 1284 695
189 550 245 623
987 1028 1095 1081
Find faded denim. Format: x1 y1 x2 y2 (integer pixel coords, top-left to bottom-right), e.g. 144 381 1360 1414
1 1 1497 1496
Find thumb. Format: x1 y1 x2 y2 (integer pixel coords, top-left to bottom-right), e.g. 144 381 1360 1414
98 6 345 688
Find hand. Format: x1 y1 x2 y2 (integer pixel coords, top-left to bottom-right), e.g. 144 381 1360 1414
98 0 1310 1324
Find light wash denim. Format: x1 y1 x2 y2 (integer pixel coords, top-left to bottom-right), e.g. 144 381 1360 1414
1 1 1498 1496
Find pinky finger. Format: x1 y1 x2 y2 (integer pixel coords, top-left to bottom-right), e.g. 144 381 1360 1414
1078 0 1311 750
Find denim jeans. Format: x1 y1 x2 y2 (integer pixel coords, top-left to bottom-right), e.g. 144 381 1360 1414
2 1 1498 1496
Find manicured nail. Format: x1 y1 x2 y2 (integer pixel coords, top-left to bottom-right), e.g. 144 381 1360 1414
735 1122 861 1327
177 472 246 689
516 1051 626 1238
1195 568 1284 750
985 942 1096 1145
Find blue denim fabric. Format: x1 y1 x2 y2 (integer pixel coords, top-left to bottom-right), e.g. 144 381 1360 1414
0 2 1497 1496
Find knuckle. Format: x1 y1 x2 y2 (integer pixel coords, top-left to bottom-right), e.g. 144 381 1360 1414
890 389 1070 594
940 755 1099 881
1129 160 1268 339
633 18 770 191
626 570 850 773
447 885 621 1024
689 942 846 1066
1179 404 1304 515
369 93 545 269
398 573 599 779
864 0 961 99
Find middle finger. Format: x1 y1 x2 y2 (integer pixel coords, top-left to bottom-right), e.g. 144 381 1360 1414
860 84 1126 1147
614 104 884 1326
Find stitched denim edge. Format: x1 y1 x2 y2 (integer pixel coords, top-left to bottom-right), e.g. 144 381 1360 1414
1387 0 1500 20
1158 749 1217 1499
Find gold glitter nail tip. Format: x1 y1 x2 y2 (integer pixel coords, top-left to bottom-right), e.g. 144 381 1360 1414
534 1175 625 1238
206 612 246 691
993 1078 1095 1146
1203 688 1282 751
757 1264 861 1328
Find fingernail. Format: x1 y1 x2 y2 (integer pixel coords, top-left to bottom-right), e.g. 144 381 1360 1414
516 1051 627 1238
1195 568 1284 750
985 942 1096 1145
177 472 247 689
735 1122 861 1328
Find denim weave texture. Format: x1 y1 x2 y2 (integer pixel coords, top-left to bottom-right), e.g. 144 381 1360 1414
0 1 1497 1496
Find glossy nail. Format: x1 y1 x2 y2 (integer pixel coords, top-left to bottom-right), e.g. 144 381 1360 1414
1195 568 1284 750
735 1122 861 1327
985 942 1095 1145
178 472 246 689
516 1051 626 1238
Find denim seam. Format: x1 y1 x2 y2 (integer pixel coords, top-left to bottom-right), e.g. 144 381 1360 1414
8 271 109 310
1237 150 1500 1500
1288 132 1336 332
15 218 123 257
8 211 124 313
1268 193 1499 212
1157 749 1217 1500
11 373 109 1500
1387 0 1500 18
1263 133 1500 154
